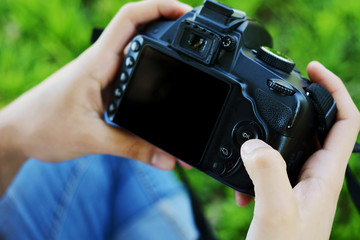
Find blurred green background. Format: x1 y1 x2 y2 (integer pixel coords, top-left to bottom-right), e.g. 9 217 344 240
1 0 359 239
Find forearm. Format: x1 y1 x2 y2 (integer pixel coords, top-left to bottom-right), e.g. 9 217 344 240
0 106 28 196
0 0 192 196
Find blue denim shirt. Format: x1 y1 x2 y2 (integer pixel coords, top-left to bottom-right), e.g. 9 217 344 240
0 155 198 240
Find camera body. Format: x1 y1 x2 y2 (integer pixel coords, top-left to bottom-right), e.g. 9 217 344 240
105 0 335 194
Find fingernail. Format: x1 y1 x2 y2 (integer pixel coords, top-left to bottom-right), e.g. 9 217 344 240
151 151 174 170
241 140 269 156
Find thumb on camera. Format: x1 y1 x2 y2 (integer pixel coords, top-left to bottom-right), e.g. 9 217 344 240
241 140 294 205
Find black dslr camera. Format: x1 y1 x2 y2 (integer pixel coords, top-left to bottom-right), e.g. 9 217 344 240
105 0 336 194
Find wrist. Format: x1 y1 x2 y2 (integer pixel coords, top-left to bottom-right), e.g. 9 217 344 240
0 105 28 195
0 105 28 162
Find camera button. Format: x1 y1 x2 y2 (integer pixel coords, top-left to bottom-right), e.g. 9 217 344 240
240 129 255 141
120 72 128 83
221 35 236 51
108 102 117 115
233 121 262 146
125 56 135 68
236 128 257 146
212 161 226 175
114 88 123 98
130 40 141 52
219 146 232 159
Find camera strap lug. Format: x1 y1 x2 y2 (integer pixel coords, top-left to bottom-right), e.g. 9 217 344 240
305 83 337 143
306 84 360 214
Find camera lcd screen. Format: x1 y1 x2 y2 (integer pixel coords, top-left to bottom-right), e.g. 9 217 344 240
117 46 230 165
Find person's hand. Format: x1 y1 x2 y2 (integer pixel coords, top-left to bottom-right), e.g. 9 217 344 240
234 61 360 239
0 0 191 170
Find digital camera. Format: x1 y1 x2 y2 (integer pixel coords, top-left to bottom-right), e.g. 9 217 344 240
105 0 336 194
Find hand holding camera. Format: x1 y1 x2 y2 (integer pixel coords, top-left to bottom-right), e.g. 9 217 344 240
106 0 338 194
104 3 359 238
1 1 359 239
0 0 191 169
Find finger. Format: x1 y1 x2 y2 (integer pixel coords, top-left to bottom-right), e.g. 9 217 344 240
89 120 176 170
178 160 193 169
307 61 359 121
306 62 360 169
234 191 253 206
97 0 192 57
87 0 192 87
241 140 296 212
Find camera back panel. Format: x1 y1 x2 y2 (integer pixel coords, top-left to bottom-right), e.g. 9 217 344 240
105 0 336 194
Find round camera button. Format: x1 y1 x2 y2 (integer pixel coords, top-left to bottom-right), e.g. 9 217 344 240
236 127 258 145
240 129 255 141
108 102 116 115
221 35 236 51
125 56 135 68
233 121 263 147
130 40 141 52
114 88 122 98
120 72 128 83
219 146 232 159
212 161 226 175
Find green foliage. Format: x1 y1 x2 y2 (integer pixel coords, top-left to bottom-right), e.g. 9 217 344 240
1 0 359 239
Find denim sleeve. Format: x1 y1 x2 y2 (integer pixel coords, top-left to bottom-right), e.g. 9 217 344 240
0 155 199 240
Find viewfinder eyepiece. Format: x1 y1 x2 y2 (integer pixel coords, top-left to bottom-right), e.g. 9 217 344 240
183 32 208 53
174 20 221 65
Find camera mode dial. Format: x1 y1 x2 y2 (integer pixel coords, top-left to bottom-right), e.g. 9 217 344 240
257 46 295 73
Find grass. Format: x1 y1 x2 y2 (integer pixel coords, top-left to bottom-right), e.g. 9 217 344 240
1 0 360 239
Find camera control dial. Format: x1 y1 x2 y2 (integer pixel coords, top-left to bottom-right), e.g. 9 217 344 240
257 46 295 73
